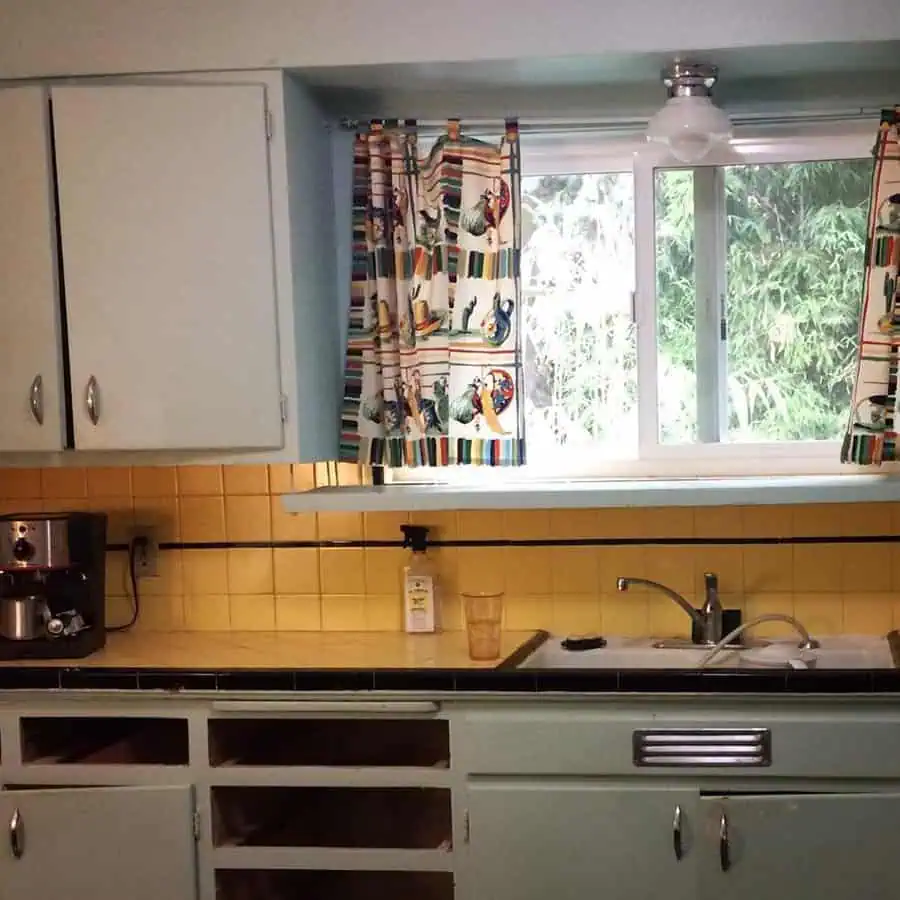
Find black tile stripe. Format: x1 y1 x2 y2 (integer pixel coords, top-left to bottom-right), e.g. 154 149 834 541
105 533 900 553
0 666 892 693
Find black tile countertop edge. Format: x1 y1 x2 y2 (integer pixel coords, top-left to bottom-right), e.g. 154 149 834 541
0 666 894 694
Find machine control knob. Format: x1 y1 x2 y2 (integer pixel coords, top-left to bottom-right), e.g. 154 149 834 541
12 538 34 562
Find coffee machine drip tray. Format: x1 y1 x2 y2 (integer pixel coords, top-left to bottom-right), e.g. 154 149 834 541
0 631 100 660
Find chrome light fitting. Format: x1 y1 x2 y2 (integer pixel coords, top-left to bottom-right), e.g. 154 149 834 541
646 62 732 163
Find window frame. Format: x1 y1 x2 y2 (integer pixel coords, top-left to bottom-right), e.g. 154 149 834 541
635 120 874 467
392 119 883 483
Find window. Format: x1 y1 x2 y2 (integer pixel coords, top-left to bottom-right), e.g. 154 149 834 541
395 122 874 481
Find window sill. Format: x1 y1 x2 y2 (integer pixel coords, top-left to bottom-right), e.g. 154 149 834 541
281 474 900 513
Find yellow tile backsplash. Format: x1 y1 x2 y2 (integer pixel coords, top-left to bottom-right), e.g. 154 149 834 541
227 548 274 595
225 494 272 542
230 593 276 631
4 465 900 637
86 466 133 498
183 551 229 595
273 548 320 594
222 464 269 496
184 594 231 631
275 593 322 631
41 466 88 499
180 496 226 542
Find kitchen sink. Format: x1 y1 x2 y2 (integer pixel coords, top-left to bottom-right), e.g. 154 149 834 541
517 635 896 670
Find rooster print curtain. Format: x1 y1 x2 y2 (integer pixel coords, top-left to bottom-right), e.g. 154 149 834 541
843 108 900 465
340 119 525 467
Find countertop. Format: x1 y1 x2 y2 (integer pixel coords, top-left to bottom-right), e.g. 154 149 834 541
0 630 898 695
0 630 537 671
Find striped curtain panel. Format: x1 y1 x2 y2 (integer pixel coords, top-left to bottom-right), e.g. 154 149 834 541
843 108 900 465
340 120 526 468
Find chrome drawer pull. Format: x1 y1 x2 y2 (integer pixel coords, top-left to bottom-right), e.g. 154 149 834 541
10 807 23 859
85 375 100 425
719 810 730 872
29 374 43 425
672 804 683 861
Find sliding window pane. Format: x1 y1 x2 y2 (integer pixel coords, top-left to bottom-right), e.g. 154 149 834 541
521 173 637 461
724 159 869 442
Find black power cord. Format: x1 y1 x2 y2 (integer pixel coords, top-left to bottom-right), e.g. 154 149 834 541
106 535 145 632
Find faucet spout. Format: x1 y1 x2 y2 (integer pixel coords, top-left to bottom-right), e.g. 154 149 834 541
616 577 703 626
617 573 724 645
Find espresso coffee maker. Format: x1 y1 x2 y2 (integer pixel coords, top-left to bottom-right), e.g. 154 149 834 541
0 512 107 659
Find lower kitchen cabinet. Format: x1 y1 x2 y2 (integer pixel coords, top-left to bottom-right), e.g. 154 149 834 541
466 783 698 900
0 785 197 900
466 785 900 900
699 793 900 900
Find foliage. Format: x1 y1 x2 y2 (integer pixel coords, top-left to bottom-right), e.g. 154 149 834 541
521 156 871 456
656 160 870 442
521 173 637 458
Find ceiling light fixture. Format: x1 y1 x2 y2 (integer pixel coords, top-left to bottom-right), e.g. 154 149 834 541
646 62 732 163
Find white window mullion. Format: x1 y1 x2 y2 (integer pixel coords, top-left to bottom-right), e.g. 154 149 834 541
634 153 659 455
693 166 728 443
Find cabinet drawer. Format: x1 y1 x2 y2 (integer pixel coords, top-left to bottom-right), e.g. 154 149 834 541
452 707 900 778
21 716 189 766
211 786 452 850
209 717 449 768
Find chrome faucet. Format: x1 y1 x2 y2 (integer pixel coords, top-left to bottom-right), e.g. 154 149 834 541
616 572 723 645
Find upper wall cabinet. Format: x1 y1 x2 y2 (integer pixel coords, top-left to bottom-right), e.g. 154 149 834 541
52 83 284 452
0 74 342 463
0 87 66 452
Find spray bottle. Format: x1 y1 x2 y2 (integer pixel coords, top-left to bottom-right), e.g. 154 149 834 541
400 525 440 634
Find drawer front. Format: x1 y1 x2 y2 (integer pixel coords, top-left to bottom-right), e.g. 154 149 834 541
451 707 900 778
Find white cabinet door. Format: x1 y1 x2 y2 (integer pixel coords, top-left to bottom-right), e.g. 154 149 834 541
699 793 900 900
51 84 283 451
466 783 698 900
0 87 65 451
0 785 197 900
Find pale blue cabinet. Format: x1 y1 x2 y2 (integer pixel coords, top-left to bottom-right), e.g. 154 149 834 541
466 783 698 900
698 793 900 900
466 785 900 900
0 785 197 900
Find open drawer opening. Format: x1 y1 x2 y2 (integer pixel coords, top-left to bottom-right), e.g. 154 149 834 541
208 718 449 768
215 869 454 900
211 786 452 849
21 717 189 765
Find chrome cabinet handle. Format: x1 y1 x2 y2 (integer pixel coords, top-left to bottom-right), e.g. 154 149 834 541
29 374 43 426
85 375 100 425
672 804 683 861
719 810 730 872
9 806 23 859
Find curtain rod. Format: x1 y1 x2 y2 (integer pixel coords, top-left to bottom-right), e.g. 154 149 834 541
339 108 883 134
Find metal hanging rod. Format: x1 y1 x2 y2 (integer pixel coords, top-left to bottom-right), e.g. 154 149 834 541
339 108 883 135
339 116 645 133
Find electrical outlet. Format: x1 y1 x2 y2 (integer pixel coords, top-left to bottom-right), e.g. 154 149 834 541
131 528 159 578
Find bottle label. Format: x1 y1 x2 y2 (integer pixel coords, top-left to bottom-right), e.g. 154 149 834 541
405 574 435 632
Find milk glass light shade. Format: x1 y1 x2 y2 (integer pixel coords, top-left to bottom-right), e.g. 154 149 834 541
646 63 733 163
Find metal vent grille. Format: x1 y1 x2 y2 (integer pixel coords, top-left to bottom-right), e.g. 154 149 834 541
633 728 771 767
